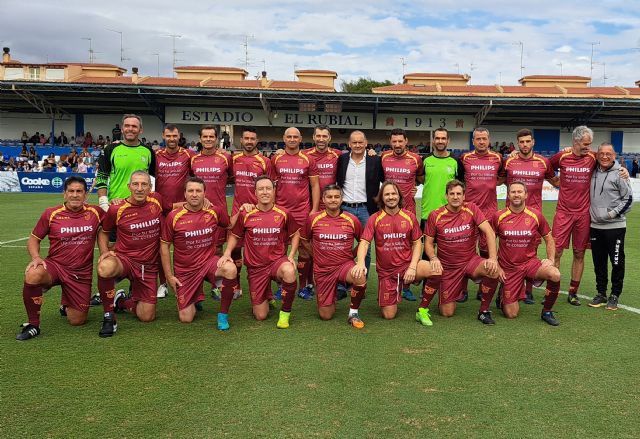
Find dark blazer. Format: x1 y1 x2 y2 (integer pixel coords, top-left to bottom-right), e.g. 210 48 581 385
336 151 384 215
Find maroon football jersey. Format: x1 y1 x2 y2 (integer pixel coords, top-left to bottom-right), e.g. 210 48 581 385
272 151 318 223
230 205 299 268
162 207 229 272
155 147 194 205
361 208 422 278
503 153 555 211
302 210 362 273
381 150 424 214
191 150 233 214
231 152 274 215
492 207 551 269
32 204 103 272
550 150 596 214
461 150 503 217
425 202 486 269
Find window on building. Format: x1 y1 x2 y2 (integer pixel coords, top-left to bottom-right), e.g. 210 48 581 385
29 67 40 80
45 68 64 81
3 67 24 80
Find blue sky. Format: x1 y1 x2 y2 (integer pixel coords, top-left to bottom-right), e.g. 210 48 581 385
3 0 639 88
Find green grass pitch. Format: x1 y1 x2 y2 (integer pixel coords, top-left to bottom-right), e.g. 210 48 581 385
1 193 639 438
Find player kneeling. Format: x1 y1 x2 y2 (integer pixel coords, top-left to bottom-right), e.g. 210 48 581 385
424 180 501 325
353 181 441 321
160 177 238 330
302 185 367 328
492 181 561 325
16 177 103 340
219 176 300 329
96 171 167 336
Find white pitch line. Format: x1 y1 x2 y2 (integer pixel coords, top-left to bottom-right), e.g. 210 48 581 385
0 237 29 245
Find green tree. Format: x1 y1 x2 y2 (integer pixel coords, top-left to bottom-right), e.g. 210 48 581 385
340 77 394 93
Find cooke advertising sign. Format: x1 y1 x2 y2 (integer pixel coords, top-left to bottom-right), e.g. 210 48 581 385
166 107 473 131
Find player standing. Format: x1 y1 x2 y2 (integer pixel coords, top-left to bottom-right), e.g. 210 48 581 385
306 124 341 208
220 176 300 329
423 180 500 325
160 177 238 330
492 182 561 325
272 127 320 300
16 177 103 340
302 185 367 328
352 181 440 321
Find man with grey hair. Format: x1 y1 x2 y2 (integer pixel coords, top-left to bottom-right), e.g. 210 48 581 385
549 126 597 305
587 143 632 311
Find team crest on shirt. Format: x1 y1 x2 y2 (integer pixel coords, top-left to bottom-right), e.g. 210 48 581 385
204 213 212 222
84 212 91 221
274 215 281 222
298 159 304 164
525 217 531 225
401 220 407 228
532 162 538 168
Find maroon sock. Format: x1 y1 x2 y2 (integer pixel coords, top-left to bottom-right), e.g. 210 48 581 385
568 279 580 295
122 297 136 313
219 277 236 314
281 280 297 312
231 248 243 286
349 284 366 310
479 277 499 313
525 280 533 295
420 276 440 309
543 280 560 312
98 276 116 313
158 265 167 286
23 283 44 326
297 256 312 287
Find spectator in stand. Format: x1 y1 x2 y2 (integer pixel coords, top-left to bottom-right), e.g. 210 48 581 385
105 135 111 144
28 146 39 162
0 152 7 168
83 132 94 148
507 142 516 154
632 159 638 178
75 132 85 147
29 132 40 144
95 134 106 148
56 162 68 173
45 153 56 167
21 131 29 147
77 157 88 173
18 146 29 162
67 149 79 169
112 123 122 141
56 131 69 146
16 161 25 171
222 131 231 149
39 134 47 145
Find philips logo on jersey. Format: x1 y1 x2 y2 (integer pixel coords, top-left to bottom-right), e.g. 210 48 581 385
566 167 591 173
512 170 539 176
61 226 93 234
471 165 496 170
385 167 411 174
185 228 213 238
279 168 304 174
319 233 348 240
383 233 406 239
504 230 533 236
444 224 471 234
317 163 334 169
194 167 222 173
130 218 160 230
159 161 182 167
236 170 258 177
253 227 281 234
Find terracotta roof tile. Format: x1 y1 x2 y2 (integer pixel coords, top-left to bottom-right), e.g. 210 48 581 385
520 75 590 81
138 77 201 87
71 76 133 84
175 66 247 72
404 72 468 79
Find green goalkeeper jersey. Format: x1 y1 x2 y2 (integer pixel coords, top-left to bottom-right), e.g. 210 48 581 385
95 141 155 200
420 154 465 220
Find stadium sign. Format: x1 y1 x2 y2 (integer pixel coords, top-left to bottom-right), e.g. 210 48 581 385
166 106 373 128
17 172 95 193
376 113 475 132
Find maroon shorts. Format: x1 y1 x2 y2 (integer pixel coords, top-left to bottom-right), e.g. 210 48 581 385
314 262 355 307
377 264 418 307
440 255 484 305
247 256 293 305
552 211 590 251
174 256 221 310
45 259 92 312
117 253 158 305
502 259 543 305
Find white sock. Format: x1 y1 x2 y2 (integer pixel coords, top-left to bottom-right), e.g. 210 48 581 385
349 308 358 317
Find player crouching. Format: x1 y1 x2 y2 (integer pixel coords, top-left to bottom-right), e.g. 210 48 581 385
302 185 367 328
